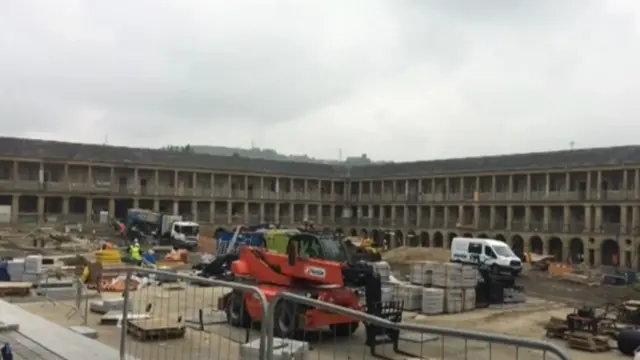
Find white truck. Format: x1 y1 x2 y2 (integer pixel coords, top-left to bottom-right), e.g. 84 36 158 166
169 220 200 250
152 214 200 250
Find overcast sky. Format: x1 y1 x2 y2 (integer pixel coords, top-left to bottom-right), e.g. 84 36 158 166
1 1 640 162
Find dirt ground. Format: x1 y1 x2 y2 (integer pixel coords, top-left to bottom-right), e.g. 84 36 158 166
17 281 627 360
8 244 634 360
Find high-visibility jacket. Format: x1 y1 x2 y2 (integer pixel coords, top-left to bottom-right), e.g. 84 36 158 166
130 245 142 261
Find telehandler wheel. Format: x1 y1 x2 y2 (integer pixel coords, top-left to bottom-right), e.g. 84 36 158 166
330 321 359 337
273 301 298 338
226 291 251 328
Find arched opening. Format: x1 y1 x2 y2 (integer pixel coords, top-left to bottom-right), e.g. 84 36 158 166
360 228 368 237
510 235 524 259
601 239 620 266
394 230 404 248
462 233 473 238
447 232 457 248
530 236 543 254
407 231 418 247
548 237 563 261
350 228 358 236
335 228 344 235
371 229 382 247
569 238 584 264
495 234 506 243
433 232 444 248
476 233 488 239
420 231 430 247
383 231 392 248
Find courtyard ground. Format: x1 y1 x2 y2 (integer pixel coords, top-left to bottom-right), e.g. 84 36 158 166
16 280 628 360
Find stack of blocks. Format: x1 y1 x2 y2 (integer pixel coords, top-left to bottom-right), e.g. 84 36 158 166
23 255 44 283
7 259 25 281
395 284 423 311
357 261 395 305
410 261 438 286
431 263 478 313
370 261 391 282
504 287 526 303
421 288 445 314
409 261 479 314
370 261 396 303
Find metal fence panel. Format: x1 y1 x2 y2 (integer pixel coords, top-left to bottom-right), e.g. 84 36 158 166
265 292 572 360
119 268 269 360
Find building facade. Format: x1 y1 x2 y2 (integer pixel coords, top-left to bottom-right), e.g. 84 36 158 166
1 137 639 268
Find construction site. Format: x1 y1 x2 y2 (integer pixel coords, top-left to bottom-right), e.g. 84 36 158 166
0 221 637 360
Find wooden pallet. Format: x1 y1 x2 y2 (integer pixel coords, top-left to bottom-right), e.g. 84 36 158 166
544 317 568 339
100 311 151 325
567 332 610 352
127 318 186 341
0 282 32 297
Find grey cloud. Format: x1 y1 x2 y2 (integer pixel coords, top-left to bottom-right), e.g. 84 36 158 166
1 1 640 161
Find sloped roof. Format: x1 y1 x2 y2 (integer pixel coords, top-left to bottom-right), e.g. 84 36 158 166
351 146 640 178
2 136 640 178
0 137 344 177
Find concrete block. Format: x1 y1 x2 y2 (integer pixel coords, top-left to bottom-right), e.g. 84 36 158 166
69 325 98 339
399 331 440 343
90 297 130 314
155 268 178 283
36 286 78 299
0 323 19 332
241 338 309 360
39 279 75 289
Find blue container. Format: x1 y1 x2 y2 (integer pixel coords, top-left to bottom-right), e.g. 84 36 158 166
216 232 266 256
601 266 637 285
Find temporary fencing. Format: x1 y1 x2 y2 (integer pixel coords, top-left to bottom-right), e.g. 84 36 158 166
118 268 268 360
117 268 572 360
264 292 572 360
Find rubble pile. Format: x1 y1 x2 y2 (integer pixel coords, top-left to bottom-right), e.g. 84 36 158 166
382 246 451 264
0 226 94 254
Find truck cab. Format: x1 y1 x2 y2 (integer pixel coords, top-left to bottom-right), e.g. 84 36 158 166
170 221 200 250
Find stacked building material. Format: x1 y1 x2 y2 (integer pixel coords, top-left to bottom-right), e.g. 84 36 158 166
431 263 477 288
430 263 478 314
504 286 526 303
421 288 445 314
369 261 391 282
358 283 397 305
463 288 476 311
23 255 43 283
395 284 423 311
7 259 25 281
381 284 395 302
444 288 464 313
410 261 438 286
462 265 480 288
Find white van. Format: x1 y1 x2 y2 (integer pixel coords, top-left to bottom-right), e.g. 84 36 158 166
450 237 522 274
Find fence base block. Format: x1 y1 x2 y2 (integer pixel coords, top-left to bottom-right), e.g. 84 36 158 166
69 325 98 339
244 338 309 360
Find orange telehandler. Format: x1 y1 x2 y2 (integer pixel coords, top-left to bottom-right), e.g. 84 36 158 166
215 231 417 359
